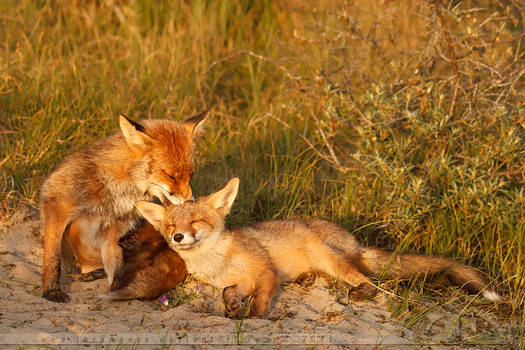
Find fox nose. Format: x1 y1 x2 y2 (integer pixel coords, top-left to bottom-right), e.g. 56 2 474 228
172 233 184 243
183 186 192 200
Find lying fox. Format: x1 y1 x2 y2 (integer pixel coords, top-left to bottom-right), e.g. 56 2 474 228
135 178 500 317
40 111 206 302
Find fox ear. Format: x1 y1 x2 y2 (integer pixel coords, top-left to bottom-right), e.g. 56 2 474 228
205 178 239 215
119 115 153 154
135 201 166 231
182 109 210 135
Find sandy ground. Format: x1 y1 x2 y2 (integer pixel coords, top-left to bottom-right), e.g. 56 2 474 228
0 204 517 349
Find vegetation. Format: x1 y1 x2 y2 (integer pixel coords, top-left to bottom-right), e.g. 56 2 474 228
1 0 523 345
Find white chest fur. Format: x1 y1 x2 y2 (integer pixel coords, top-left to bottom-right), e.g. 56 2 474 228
177 234 232 289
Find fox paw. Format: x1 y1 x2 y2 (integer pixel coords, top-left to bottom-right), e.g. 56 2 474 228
348 283 377 301
294 272 317 288
225 300 247 319
223 286 248 319
72 269 107 282
43 289 71 303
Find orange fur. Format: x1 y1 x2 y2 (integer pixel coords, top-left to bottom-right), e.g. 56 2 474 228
136 177 500 317
40 111 208 302
102 221 188 300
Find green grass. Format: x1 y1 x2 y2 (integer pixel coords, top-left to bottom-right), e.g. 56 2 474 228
1 0 523 345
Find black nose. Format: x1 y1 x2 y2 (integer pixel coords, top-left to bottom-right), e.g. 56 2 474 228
172 233 184 243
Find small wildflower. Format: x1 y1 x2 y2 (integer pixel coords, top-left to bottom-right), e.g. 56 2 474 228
196 284 202 294
159 295 169 306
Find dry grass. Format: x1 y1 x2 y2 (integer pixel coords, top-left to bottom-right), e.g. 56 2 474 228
0 0 523 345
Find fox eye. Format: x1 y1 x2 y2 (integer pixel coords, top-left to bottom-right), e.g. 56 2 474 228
162 170 177 181
191 219 210 229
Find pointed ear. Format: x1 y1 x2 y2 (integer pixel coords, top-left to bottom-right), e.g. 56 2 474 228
204 178 239 215
119 115 153 154
182 109 210 135
135 201 166 231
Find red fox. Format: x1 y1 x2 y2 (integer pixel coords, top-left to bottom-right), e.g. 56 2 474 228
40 111 207 302
135 178 500 318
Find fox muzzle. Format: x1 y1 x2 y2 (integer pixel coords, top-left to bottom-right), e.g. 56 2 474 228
170 232 197 248
172 233 184 242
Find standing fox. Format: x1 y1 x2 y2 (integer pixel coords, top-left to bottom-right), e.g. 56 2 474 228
135 178 500 318
40 111 207 302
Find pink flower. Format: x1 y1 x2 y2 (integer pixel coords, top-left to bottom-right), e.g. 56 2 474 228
159 295 169 306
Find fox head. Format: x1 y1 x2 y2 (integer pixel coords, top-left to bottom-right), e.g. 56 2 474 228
135 178 239 250
119 110 209 205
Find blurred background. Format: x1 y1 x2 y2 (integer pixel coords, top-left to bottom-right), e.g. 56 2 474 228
0 0 523 337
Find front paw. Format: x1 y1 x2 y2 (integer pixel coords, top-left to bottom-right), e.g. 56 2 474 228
225 299 247 319
43 289 71 303
294 272 317 288
348 283 377 301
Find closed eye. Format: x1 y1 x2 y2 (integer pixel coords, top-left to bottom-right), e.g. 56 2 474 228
162 170 177 181
191 219 211 229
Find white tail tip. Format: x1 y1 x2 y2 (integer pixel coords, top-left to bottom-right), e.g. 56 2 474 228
482 290 501 301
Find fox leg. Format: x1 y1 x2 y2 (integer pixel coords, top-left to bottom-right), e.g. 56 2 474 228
223 286 247 319
42 201 72 303
310 244 377 300
223 271 278 319
250 269 279 317
65 216 104 274
101 224 123 285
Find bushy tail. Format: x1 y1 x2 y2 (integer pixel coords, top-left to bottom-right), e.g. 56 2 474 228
356 247 500 301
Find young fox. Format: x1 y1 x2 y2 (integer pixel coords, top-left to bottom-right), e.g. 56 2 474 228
40 111 207 302
135 178 500 318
